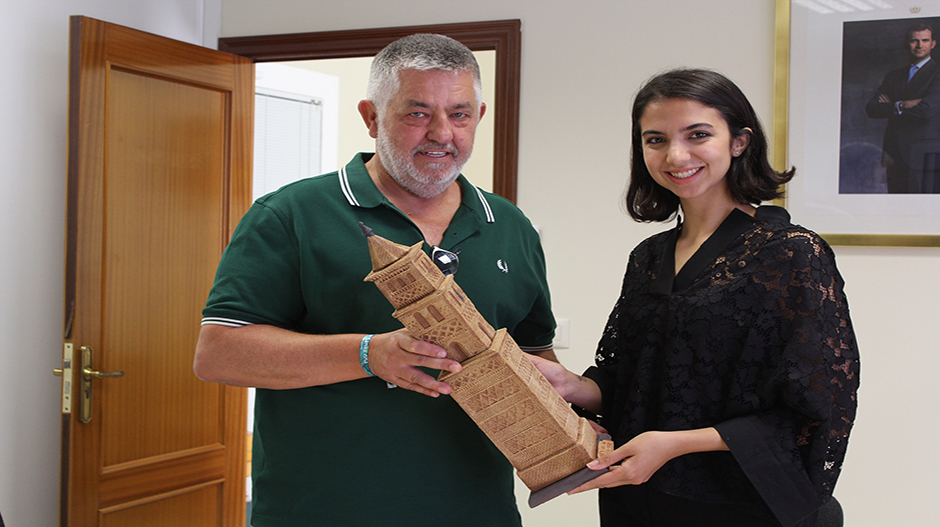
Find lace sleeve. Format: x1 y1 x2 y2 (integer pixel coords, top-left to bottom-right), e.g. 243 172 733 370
719 229 859 521
773 231 858 488
595 243 651 368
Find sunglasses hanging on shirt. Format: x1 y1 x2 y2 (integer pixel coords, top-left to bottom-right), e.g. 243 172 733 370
431 246 460 276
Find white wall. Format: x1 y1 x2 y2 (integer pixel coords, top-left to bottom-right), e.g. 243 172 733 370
221 1 940 526
0 1 220 525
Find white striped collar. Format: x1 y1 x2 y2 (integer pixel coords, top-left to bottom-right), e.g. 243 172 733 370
472 185 495 223
339 163 495 224
339 165 360 207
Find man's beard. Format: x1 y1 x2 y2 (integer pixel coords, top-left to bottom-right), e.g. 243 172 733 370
375 125 471 199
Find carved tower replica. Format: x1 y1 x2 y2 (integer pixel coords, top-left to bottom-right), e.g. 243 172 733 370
360 224 610 506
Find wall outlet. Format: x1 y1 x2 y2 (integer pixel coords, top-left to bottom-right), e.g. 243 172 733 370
553 318 570 349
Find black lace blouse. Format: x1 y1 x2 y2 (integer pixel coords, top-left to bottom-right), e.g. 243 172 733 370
583 206 859 527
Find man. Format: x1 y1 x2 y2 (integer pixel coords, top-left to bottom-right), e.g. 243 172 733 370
194 34 556 527
866 22 940 193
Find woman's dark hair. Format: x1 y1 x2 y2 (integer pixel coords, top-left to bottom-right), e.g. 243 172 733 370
626 68 794 222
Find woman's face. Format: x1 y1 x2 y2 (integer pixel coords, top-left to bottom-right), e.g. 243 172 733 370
638 98 748 208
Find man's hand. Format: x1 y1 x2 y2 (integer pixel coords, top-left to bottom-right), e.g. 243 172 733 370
367 329 462 397
901 98 923 109
878 93 893 103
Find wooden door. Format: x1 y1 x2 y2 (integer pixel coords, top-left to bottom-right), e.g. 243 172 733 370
59 16 253 527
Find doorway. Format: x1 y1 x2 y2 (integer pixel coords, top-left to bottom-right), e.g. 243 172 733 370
220 18 521 202
267 53 496 192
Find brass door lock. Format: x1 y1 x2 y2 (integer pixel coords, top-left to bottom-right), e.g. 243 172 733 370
55 345 124 423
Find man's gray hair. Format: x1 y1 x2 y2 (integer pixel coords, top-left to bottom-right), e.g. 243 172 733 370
367 34 482 115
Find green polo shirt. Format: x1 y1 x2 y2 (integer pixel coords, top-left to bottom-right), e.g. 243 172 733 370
203 153 554 527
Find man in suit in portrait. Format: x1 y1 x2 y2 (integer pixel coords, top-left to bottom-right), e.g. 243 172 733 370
866 22 940 193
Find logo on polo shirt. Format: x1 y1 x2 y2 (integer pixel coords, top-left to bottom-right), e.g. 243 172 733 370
497 259 509 273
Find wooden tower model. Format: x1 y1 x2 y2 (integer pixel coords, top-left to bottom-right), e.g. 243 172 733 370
360 224 610 506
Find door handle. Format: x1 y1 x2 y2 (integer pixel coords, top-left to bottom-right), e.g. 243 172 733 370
83 367 125 379
77 346 124 423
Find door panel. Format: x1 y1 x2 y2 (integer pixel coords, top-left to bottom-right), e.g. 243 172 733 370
98 482 222 527
102 69 225 466
62 16 252 526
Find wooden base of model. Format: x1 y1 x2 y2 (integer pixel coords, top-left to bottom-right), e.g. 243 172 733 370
360 224 611 506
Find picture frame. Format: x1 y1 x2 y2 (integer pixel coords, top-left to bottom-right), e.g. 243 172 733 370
774 0 940 247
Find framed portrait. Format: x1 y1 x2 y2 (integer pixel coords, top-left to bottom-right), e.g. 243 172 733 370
775 0 940 246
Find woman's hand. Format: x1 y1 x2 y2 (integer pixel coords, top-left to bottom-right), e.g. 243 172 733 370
527 353 576 398
569 431 675 493
568 428 729 494
527 354 604 414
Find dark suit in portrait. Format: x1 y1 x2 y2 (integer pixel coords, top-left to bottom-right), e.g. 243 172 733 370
866 27 940 193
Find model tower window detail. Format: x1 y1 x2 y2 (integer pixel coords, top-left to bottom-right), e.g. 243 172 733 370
361 223 610 504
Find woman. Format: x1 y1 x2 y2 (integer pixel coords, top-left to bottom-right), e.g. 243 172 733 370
532 69 859 527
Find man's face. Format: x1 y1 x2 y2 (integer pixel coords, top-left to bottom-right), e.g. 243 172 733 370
373 69 484 198
908 29 936 62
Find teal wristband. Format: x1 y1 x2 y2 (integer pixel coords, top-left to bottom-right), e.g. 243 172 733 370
360 334 376 377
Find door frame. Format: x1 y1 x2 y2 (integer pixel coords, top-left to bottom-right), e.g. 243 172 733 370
218 19 521 203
